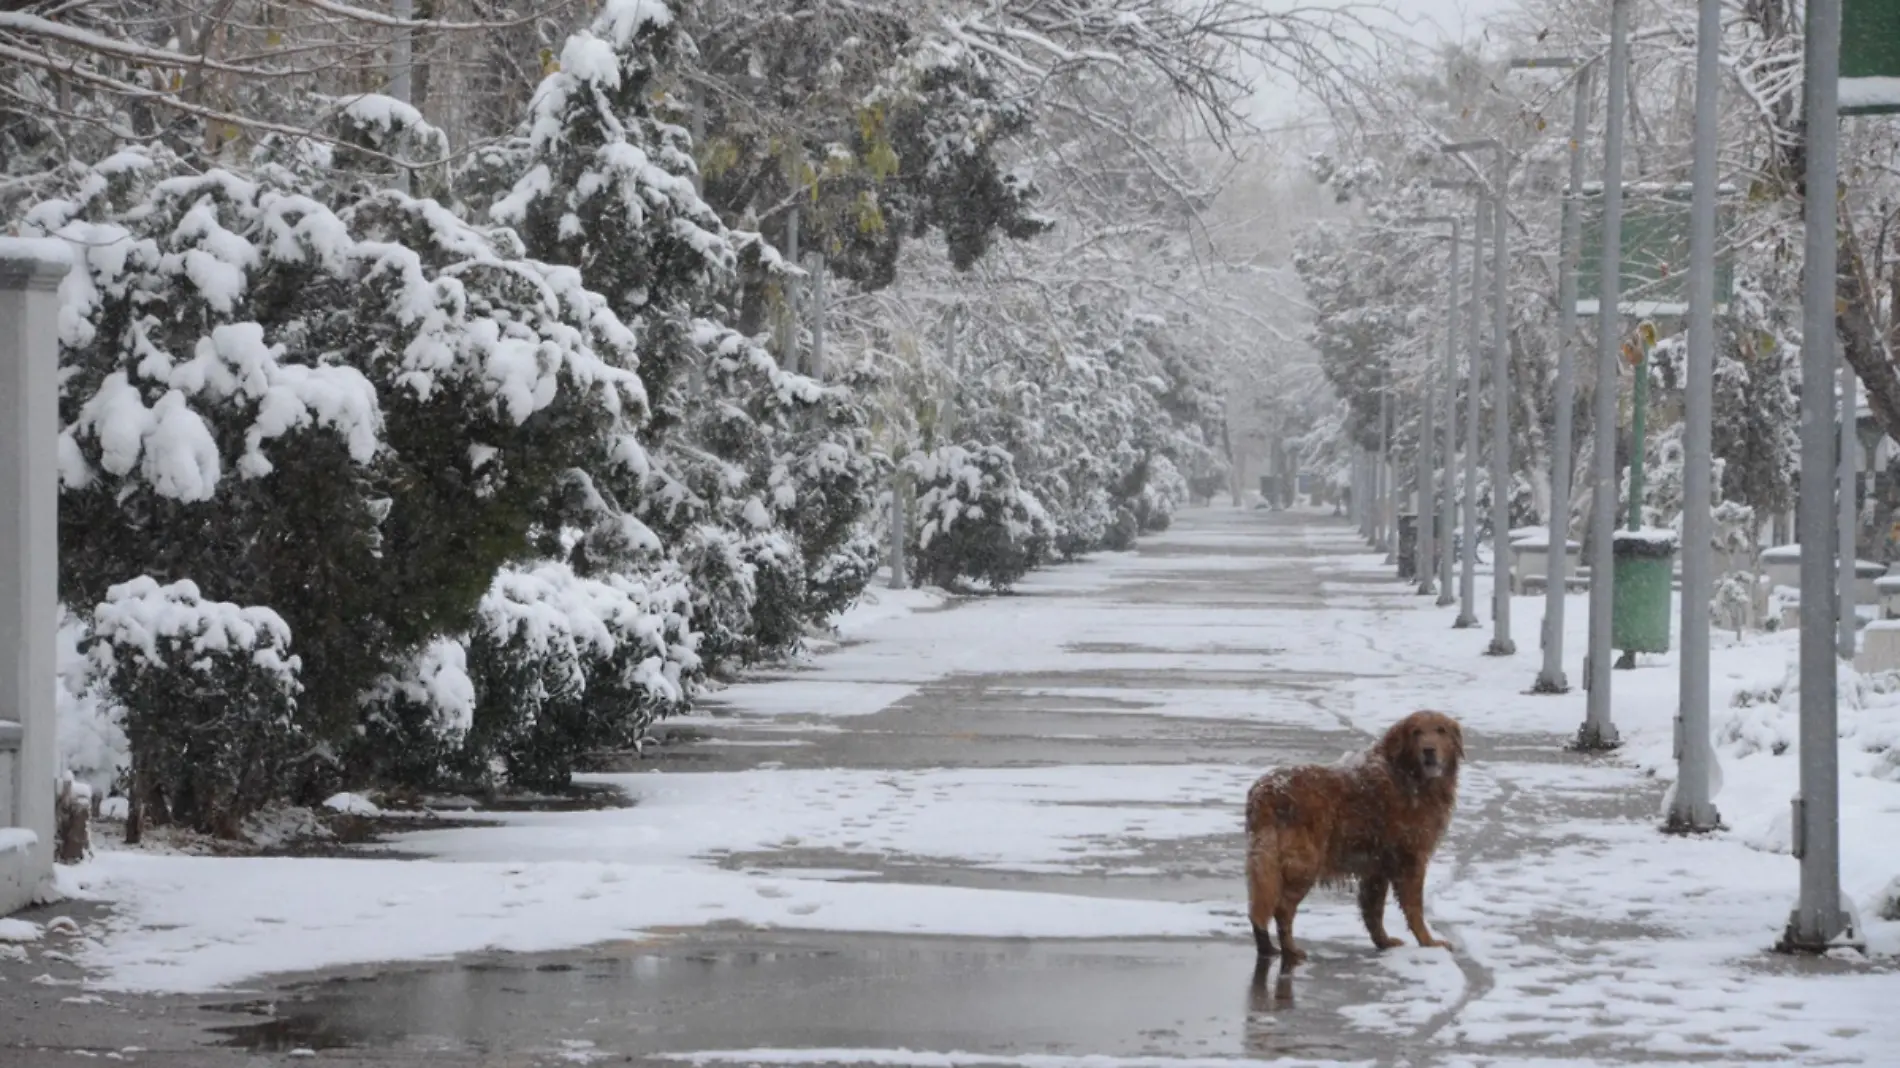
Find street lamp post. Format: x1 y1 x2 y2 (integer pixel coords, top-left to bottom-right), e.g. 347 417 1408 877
1379 376 1393 557
1782 0 1856 954
1668 0 1722 830
1581 0 1632 750
1417 345 1436 593
1400 215 1465 599
1510 55 1595 692
1439 224 1462 607
1840 363 1859 662
1444 138 1515 656
1431 180 1486 629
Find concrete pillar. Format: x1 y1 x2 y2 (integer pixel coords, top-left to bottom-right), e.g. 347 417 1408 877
0 239 68 915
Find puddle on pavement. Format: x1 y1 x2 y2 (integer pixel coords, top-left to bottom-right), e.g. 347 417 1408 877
203 934 1405 1061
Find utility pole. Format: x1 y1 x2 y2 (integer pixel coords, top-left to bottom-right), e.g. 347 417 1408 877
1353 449 1365 539
1840 364 1858 660
1581 0 1632 750
1488 148 1514 653
1431 179 1488 630
1444 138 1514 655
1781 0 1856 954
1511 56 1594 692
1418 341 1437 594
1440 219 1463 607
783 207 802 375
1379 374 1394 560
1398 216 1463 598
1668 0 1721 832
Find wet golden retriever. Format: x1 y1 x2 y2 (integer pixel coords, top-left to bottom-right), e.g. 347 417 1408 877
1243 710 1463 964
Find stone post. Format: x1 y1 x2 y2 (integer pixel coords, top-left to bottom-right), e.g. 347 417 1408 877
0 239 69 914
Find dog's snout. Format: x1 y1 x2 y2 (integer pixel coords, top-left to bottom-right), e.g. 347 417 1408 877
1421 746 1439 762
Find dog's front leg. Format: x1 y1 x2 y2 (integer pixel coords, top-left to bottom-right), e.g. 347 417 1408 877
1394 858 1453 951
1357 877 1404 950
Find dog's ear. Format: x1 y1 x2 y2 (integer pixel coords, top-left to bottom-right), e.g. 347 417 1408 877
1379 717 1413 770
1448 719 1465 762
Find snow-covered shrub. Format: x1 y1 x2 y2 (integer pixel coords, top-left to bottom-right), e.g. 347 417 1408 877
356 638 479 788
459 561 698 791
86 578 301 837
1875 877 1900 922
741 532 809 661
1130 453 1190 534
30 146 652 798
57 607 125 797
777 393 886 622
909 444 1052 590
1712 570 1759 638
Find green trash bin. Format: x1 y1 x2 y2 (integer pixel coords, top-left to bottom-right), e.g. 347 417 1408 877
1611 529 1678 657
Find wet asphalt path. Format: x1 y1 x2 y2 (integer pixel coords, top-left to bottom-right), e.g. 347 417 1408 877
1 508 1767 1066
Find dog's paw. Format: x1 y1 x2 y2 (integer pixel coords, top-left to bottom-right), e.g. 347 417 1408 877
1279 947 1308 966
1373 936 1405 950
1422 937 1455 952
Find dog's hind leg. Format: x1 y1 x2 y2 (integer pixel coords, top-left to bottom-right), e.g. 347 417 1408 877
1274 878 1312 966
1245 836 1279 957
1357 876 1405 950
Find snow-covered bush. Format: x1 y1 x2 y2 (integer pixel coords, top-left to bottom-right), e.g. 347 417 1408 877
30 144 655 800
1712 570 1759 638
1129 453 1191 535
777 392 887 622
909 444 1052 590
356 638 479 789
458 561 698 791
57 608 125 798
86 578 301 837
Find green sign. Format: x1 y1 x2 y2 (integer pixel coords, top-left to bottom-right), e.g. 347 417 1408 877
1575 183 1735 318
1842 0 1900 116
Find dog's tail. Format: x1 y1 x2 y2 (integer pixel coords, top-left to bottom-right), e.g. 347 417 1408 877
1244 773 1298 836
1244 775 1276 835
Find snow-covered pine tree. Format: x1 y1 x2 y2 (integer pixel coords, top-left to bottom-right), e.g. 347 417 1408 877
31 132 690 815
488 0 879 672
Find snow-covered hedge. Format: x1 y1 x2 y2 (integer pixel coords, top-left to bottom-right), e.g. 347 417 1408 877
460 561 698 790
87 578 302 837
908 444 1052 590
57 608 125 797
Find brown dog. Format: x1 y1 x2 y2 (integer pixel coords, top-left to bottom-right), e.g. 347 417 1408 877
1243 710 1463 964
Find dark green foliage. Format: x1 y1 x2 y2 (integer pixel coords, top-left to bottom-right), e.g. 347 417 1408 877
909 444 1053 590
87 580 302 838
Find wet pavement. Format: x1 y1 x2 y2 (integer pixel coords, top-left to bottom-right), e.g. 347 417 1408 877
3 509 1885 1066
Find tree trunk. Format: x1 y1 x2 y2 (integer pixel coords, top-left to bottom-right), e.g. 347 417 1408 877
1838 225 1900 447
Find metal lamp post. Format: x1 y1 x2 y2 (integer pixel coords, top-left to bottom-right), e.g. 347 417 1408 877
1509 55 1595 693
1669 0 1721 831
1438 224 1462 608
1431 180 1487 629
1580 0 1633 751
1443 138 1515 656
1399 216 1464 599
1383 372 1398 558
1416 345 1436 592
1782 0 1855 954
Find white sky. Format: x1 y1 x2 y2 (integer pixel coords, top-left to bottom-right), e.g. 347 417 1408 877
1387 0 1525 45
1247 0 1526 123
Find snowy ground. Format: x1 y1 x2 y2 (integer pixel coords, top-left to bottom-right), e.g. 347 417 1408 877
32 507 1900 1064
